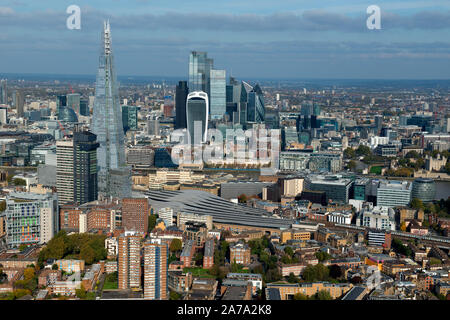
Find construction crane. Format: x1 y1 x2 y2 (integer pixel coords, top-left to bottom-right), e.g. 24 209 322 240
57 120 69 137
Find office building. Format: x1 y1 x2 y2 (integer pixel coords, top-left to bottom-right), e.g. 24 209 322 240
411 178 436 203
67 93 81 115
209 69 226 120
175 81 188 129
186 91 208 144
91 21 132 199
353 178 370 201
143 242 168 300
0 79 7 105
56 130 99 205
118 233 141 290
122 105 138 133
4 192 58 248
188 51 213 96
15 90 24 117
79 99 89 116
246 84 265 124
121 198 149 234
376 180 412 207
305 174 353 204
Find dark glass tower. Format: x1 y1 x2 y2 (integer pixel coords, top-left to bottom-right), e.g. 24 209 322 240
91 21 131 199
175 81 188 129
73 130 99 204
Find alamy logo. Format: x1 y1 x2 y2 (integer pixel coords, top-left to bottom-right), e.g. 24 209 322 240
66 5 81 30
366 5 381 30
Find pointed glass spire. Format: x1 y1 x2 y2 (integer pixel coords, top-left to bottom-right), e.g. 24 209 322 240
92 21 131 199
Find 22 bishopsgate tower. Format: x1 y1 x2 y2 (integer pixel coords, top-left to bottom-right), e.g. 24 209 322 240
92 21 132 199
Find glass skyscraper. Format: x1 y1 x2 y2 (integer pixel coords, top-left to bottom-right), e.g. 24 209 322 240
0 79 7 105
186 91 209 145
209 69 226 120
175 81 188 129
91 21 131 199
188 51 213 96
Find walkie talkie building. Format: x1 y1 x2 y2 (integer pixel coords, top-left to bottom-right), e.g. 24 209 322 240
91 21 131 199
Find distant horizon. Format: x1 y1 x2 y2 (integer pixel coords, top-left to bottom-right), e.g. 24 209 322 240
1 72 450 83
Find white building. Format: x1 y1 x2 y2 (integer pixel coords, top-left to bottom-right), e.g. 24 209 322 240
328 211 353 225
158 207 174 227
356 205 396 231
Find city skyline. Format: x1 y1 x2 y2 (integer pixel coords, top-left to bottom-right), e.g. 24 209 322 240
0 0 449 79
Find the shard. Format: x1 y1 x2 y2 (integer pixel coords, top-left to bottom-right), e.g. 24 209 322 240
92 21 131 199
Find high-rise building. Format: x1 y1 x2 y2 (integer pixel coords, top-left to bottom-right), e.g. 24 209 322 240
118 233 141 290
121 198 149 234
56 129 99 205
0 79 7 105
91 21 131 199
186 91 209 145
79 99 89 116
188 51 213 96
175 81 188 129
122 105 138 133
209 69 226 120
4 192 58 248
143 242 168 300
246 84 265 124
67 93 81 115
15 90 24 117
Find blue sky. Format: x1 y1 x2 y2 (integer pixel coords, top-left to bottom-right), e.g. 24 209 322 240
0 0 449 79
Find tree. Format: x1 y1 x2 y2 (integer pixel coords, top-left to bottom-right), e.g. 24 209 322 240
344 148 356 159
75 284 87 299
400 222 407 232
169 291 181 300
410 198 425 211
315 251 332 262
284 246 294 257
288 272 299 283
0 200 6 212
238 194 248 203
315 290 332 300
348 160 357 171
52 264 59 270
293 293 308 300
19 244 28 252
329 264 342 279
170 239 182 253
356 145 371 157
23 268 35 281
148 214 158 232
80 244 96 265
12 178 26 186
302 264 330 282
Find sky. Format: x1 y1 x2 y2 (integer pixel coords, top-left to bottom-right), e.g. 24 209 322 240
0 0 449 79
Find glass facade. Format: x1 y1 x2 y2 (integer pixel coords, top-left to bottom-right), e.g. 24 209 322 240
209 69 226 120
91 21 131 199
411 178 436 203
122 105 138 133
188 51 213 96
186 92 208 145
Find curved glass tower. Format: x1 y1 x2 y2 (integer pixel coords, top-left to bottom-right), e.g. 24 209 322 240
91 21 131 199
186 91 208 145
411 178 436 203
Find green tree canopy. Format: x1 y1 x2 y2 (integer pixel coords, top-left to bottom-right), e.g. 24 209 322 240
170 239 182 253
